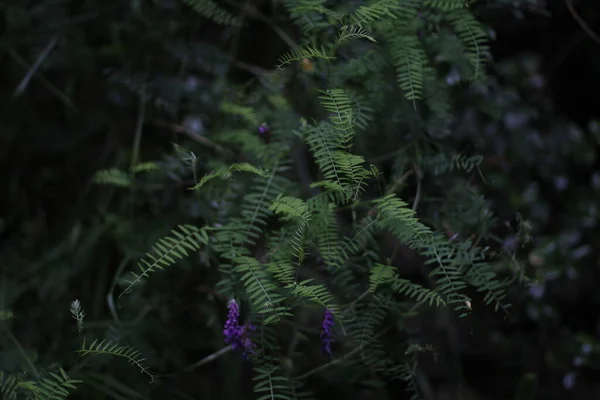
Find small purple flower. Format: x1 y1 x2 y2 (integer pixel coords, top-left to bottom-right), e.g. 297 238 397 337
258 123 270 135
223 299 256 359
320 308 335 356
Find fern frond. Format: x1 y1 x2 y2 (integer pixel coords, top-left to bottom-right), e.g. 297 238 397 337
458 243 510 313
181 0 240 26
131 162 160 173
276 45 334 70
318 89 355 146
266 260 296 286
269 196 309 220
119 225 209 300
77 338 155 381
445 8 489 81
287 279 339 313
350 0 409 25
425 0 468 10
0 371 19 400
373 194 433 245
234 256 289 324
337 25 378 44
30 368 83 400
189 163 266 191
389 35 426 106
241 160 291 246
253 365 292 400
307 194 341 266
421 235 470 309
370 264 446 307
94 168 132 187
282 0 334 35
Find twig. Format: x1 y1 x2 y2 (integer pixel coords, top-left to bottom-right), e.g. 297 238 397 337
412 164 422 212
386 168 415 195
12 36 58 97
224 0 299 50
160 345 233 377
130 88 146 171
232 59 271 76
8 48 77 111
152 121 235 159
565 0 600 46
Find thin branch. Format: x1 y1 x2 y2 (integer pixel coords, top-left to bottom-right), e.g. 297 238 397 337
130 88 146 171
160 345 233 377
8 48 77 111
412 164 422 212
565 0 600 46
12 36 58 97
152 121 235 159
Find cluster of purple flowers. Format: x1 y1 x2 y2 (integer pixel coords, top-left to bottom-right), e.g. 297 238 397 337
223 299 335 358
223 299 256 359
320 308 335 356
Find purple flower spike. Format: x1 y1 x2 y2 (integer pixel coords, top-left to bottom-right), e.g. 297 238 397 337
320 308 335 356
223 300 257 359
224 299 243 350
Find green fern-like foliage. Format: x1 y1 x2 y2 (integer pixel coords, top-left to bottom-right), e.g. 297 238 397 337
276 45 335 70
3 368 83 400
94 1 514 399
77 339 155 382
0 371 19 400
119 224 210 301
30 369 83 400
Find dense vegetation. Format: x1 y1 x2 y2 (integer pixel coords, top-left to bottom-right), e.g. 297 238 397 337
1 0 599 399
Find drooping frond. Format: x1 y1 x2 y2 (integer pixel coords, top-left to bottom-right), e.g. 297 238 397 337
288 279 339 313
389 34 426 106
307 194 341 266
318 89 355 146
337 25 378 44
22 368 83 400
240 159 291 246
369 263 446 307
234 256 289 324
119 225 209 300
276 45 334 70
189 163 266 191
444 8 490 81
372 194 433 246
77 338 155 381
269 195 309 220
